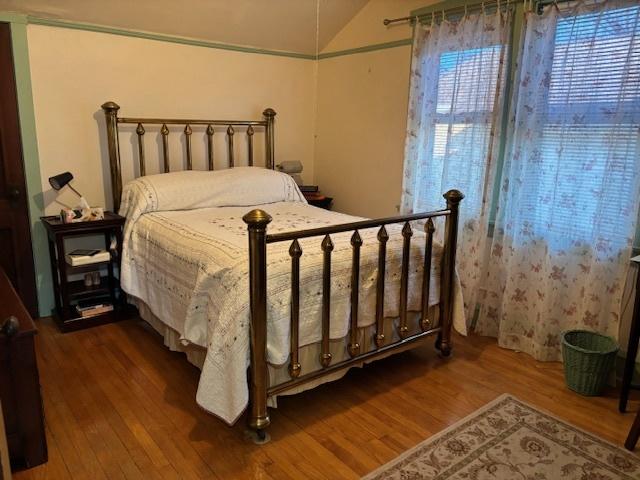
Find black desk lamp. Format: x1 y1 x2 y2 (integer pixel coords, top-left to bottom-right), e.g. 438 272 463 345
49 172 89 209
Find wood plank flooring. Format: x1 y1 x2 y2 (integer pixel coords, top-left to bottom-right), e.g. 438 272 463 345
14 317 638 479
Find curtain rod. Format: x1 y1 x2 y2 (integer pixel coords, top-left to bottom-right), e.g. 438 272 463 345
383 0 521 25
383 0 576 25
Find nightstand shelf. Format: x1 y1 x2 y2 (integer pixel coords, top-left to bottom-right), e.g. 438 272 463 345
65 260 112 275
67 278 111 297
41 212 135 332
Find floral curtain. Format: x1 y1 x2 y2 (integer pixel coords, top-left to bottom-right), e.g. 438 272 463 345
475 0 640 360
400 8 513 322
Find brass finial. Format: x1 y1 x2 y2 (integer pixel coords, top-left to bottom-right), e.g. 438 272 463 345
136 123 145 135
247 125 254 136
101 101 120 112
243 209 272 227
263 108 276 118
425 218 435 234
321 234 334 252
288 362 301 378
350 230 362 247
348 342 360 357
161 123 169 135
320 352 332 368
443 189 465 205
227 125 235 135
402 221 413 238
289 239 302 257
184 124 192 135
377 225 389 242
206 124 214 135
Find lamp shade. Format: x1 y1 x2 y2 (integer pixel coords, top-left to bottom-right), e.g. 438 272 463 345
49 172 73 190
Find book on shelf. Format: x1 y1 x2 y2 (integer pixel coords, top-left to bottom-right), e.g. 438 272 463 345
65 249 110 266
299 185 319 193
76 302 114 318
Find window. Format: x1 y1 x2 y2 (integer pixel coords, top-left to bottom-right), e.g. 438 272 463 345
522 5 640 251
433 47 504 214
416 45 505 218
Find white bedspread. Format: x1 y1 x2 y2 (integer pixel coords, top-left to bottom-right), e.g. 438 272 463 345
119 169 465 424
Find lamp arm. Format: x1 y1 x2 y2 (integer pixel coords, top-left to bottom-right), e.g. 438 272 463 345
66 183 90 209
67 184 83 199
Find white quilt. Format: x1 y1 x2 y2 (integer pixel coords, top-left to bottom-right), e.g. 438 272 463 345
119 168 465 424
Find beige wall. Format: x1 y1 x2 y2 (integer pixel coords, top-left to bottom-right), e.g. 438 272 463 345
27 0 433 218
324 0 428 52
314 47 411 217
314 0 435 218
27 24 317 214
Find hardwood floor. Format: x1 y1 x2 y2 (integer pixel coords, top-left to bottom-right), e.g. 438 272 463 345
14 317 638 479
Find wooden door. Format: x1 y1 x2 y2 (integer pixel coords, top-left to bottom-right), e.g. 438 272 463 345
0 23 37 317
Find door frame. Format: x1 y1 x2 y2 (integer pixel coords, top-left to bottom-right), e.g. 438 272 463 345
0 15 49 317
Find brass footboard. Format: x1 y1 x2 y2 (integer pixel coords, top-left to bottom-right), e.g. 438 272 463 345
243 190 463 439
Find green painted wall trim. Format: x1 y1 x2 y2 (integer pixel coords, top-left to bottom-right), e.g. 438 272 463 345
318 39 413 59
26 16 317 60
4 19 53 316
1 12 412 62
0 12 26 24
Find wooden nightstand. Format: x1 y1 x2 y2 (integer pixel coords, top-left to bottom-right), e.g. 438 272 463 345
301 186 333 210
41 212 133 332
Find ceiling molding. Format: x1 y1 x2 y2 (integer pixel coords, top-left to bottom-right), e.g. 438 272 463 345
27 16 317 60
0 0 368 55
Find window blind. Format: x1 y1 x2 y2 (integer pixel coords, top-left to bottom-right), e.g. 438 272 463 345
523 4 640 251
428 46 504 216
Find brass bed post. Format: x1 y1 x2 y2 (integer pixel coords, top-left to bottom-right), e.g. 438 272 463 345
206 125 215 170
437 190 464 357
136 123 146 177
398 222 413 339
263 108 276 169
247 125 255 167
243 209 272 441
101 101 123 212
227 125 235 167
184 124 193 170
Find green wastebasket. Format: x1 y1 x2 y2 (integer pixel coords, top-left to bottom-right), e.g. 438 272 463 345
561 330 619 396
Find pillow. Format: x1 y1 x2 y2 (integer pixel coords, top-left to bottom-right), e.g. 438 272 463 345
119 167 306 228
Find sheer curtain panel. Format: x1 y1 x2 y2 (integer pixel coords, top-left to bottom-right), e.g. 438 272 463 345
401 8 513 321
475 0 640 360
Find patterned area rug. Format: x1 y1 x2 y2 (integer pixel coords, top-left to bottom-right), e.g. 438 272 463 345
364 394 640 479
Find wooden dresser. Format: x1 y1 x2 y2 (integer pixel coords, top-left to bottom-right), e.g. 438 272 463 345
0 268 47 470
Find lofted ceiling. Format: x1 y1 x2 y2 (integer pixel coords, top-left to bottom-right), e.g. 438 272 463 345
0 0 368 54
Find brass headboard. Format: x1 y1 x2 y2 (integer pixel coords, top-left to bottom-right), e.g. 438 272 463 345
101 101 277 211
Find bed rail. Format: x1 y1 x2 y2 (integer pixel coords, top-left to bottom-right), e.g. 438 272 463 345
101 102 276 212
243 190 463 439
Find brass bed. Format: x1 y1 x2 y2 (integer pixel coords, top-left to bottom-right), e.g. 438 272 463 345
101 101 463 441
